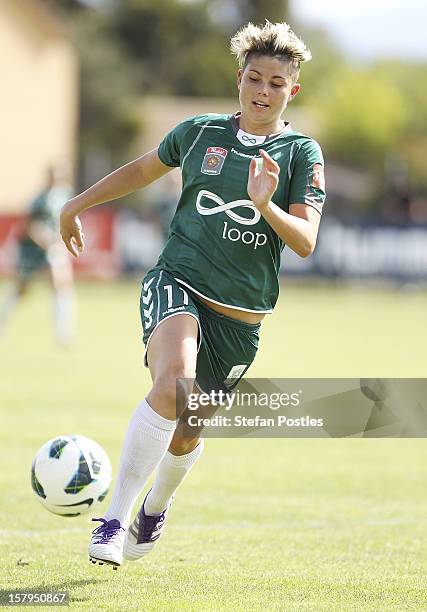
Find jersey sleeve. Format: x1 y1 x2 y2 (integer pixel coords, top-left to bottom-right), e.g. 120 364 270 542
288 139 326 214
157 117 200 168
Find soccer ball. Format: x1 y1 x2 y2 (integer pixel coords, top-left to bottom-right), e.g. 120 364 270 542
31 435 112 517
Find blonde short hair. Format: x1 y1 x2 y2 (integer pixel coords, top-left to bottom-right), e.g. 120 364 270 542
230 21 312 82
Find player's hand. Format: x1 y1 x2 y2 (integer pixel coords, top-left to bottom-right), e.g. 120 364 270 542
60 204 85 258
248 149 280 212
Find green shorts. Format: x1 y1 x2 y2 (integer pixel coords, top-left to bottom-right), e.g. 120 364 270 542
16 240 48 279
140 268 261 393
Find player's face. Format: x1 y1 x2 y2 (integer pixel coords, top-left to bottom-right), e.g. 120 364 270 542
237 55 301 134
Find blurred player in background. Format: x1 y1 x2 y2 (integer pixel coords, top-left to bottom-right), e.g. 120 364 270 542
0 164 75 346
60 21 326 568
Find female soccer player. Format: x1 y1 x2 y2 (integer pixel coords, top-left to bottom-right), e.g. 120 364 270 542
60 21 326 568
0 165 75 346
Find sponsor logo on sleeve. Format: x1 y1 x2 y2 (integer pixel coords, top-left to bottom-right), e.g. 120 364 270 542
312 164 325 191
201 147 228 175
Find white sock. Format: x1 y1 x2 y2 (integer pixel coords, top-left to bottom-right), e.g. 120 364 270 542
104 399 176 527
53 290 74 344
144 439 204 515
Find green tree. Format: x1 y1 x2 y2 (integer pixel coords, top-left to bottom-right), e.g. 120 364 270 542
234 0 290 24
292 27 345 107
109 0 291 97
54 5 142 186
316 68 408 169
73 13 140 158
375 61 427 187
109 0 235 96
55 0 84 11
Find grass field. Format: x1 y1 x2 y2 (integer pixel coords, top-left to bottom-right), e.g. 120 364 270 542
1 279 426 611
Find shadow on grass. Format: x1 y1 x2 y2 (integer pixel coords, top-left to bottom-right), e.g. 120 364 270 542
0 579 109 605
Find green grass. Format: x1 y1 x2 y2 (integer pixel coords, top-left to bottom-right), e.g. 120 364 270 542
0 280 426 610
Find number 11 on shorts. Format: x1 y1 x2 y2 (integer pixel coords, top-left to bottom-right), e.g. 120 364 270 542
164 284 189 308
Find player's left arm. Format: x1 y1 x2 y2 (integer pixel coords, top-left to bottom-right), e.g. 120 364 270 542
260 199 320 258
248 148 324 258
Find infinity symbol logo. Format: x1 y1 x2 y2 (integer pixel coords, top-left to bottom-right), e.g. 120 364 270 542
195 190 261 226
241 134 257 144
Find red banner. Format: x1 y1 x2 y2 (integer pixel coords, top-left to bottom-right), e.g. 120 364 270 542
0 208 119 279
0 215 21 276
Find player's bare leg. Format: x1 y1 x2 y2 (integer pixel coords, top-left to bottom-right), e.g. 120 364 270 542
124 394 219 560
124 377 218 561
48 246 75 347
89 314 198 568
123 315 209 561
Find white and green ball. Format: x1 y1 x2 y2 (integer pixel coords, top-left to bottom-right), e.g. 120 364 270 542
31 435 112 517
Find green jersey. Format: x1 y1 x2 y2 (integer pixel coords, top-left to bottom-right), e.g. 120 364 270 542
156 113 325 313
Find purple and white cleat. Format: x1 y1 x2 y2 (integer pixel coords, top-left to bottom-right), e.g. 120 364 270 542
88 518 126 569
123 492 173 561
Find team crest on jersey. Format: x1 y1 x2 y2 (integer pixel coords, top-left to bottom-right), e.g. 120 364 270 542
201 147 228 175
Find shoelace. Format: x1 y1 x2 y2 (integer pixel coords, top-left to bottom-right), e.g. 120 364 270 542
91 518 123 544
138 511 166 543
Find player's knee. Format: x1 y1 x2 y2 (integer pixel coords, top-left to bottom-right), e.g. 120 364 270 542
150 367 194 419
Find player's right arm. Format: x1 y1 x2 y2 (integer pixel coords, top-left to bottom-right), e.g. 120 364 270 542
60 148 172 257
